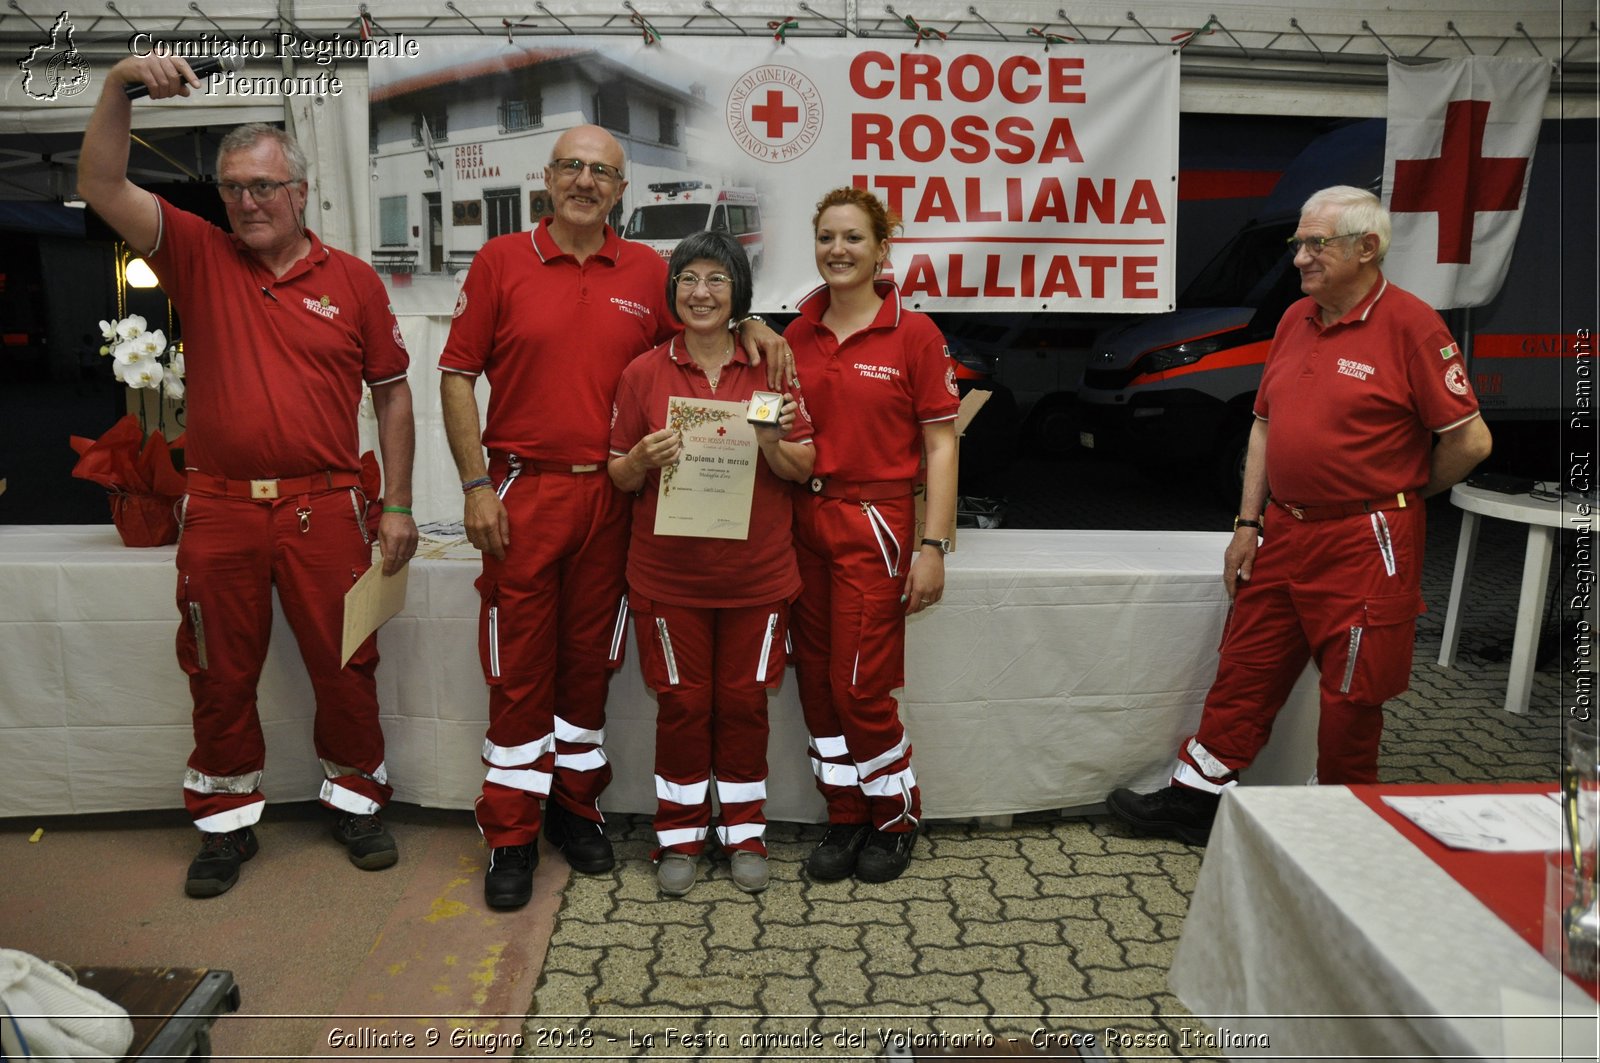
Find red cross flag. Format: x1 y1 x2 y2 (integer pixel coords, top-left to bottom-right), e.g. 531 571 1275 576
1382 56 1551 309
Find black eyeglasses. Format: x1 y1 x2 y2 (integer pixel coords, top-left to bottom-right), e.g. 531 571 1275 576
549 158 624 185
217 180 294 203
1286 233 1364 255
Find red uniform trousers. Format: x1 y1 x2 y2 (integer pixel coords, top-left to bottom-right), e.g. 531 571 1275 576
791 492 921 832
631 597 787 857
1175 503 1425 792
176 485 391 833
473 455 629 847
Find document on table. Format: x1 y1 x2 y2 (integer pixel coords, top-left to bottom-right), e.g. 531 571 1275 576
654 396 758 540
342 561 409 665
1381 792 1564 852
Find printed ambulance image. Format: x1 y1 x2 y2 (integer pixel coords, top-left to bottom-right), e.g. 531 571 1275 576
624 181 765 275
1074 116 1590 501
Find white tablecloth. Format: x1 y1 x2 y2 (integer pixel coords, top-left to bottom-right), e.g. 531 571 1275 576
1171 786 1599 1062
0 525 1316 820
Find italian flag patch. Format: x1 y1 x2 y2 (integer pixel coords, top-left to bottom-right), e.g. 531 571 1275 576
1440 342 1460 360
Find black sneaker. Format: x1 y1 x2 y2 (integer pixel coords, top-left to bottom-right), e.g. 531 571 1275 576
542 802 614 873
854 826 918 883
1105 785 1221 846
804 822 870 881
332 813 399 870
484 843 538 910
184 826 259 898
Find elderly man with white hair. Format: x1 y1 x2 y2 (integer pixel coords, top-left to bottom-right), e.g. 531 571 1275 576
1107 185 1493 846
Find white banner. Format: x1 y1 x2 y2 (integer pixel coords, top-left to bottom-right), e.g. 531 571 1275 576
369 36 1178 312
1381 56 1551 309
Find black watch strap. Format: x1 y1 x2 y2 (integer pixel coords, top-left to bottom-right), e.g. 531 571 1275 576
1233 516 1263 532
921 537 952 554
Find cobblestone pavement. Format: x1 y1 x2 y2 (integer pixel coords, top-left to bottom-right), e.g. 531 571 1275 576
525 453 1581 1060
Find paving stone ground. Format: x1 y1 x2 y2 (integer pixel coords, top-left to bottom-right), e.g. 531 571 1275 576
525 452 1583 1060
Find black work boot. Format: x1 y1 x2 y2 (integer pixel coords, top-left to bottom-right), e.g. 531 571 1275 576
185 826 259 898
804 822 870 881
1105 785 1221 845
483 843 538 910
542 802 615 873
332 812 399 870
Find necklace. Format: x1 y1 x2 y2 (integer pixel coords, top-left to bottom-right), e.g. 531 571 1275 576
699 342 735 392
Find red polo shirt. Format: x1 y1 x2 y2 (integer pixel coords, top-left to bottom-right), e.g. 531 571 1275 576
784 281 959 482
438 219 675 463
609 337 814 608
1255 275 1481 505
148 197 408 478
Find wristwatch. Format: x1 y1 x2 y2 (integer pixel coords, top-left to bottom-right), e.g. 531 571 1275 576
921 537 952 555
1232 516 1263 533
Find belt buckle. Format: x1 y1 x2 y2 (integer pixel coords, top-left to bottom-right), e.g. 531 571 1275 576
1285 503 1305 520
572 464 599 474
250 479 280 500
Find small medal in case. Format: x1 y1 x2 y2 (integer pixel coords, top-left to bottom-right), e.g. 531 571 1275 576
746 390 783 427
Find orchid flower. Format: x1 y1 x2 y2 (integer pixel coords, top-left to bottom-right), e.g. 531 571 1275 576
132 329 166 359
114 315 148 341
123 359 165 389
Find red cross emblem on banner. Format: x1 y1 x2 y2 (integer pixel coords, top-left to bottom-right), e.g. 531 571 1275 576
1389 98 1529 264
750 89 800 139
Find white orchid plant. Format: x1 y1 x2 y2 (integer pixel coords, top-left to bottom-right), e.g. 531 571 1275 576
99 314 185 399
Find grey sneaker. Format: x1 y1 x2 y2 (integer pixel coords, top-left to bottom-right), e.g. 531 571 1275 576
657 852 699 897
728 850 770 893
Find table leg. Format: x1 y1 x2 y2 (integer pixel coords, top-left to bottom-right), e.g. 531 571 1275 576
1504 526 1556 715
1438 511 1481 668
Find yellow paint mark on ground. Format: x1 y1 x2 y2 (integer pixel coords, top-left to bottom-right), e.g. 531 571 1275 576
28 829 43 843
386 961 408 977
424 897 470 923
469 943 506 1007
443 955 459 967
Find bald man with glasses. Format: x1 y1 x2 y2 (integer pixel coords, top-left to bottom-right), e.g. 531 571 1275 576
79 56 418 897
1106 186 1492 846
439 124 791 909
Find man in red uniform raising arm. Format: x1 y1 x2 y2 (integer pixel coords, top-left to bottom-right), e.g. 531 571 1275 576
439 125 790 910
79 56 419 897
1107 185 1492 845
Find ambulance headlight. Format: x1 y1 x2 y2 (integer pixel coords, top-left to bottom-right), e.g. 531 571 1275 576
1140 337 1224 373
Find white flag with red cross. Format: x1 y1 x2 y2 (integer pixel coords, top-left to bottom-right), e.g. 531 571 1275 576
1381 56 1551 309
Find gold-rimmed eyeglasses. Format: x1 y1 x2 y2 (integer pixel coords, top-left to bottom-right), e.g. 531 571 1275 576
549 158 624 185
1286 233 1364 256
673 271 733 291
217 180 294 203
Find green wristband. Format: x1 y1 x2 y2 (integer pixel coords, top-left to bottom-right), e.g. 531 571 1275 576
382 505 413 515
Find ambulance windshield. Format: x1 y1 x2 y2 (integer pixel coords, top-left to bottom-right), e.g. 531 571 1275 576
624 204 710 240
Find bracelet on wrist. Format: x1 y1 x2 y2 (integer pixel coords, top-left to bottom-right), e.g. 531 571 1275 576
381 505 413 515
461 476 493 494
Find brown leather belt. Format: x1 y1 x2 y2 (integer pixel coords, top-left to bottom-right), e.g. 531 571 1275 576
1273 491 1415 522
186 469 360 500
806 477 913 501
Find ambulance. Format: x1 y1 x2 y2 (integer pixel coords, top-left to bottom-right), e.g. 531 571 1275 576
623 181 765 275
1074 117 1592 499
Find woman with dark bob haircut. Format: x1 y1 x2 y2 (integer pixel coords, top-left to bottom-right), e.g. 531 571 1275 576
608 230 815 896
